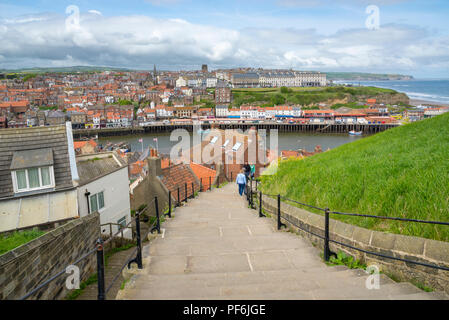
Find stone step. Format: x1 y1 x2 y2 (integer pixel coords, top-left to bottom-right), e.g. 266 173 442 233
121 275 439 300
119 184 448 300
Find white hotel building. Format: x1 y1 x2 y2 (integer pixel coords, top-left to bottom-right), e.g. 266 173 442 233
259 71 327 87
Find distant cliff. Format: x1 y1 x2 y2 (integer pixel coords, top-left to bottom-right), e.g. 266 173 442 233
327 72 414 81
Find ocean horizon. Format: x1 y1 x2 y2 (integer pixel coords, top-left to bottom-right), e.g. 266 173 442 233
335 79 449 105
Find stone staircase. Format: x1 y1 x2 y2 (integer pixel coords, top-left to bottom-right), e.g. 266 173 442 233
117 183 448 300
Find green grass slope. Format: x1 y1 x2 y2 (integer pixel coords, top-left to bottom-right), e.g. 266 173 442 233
260 113 449 241
231 86 399 107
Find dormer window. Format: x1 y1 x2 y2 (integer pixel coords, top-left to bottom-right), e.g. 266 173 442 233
10 148 55 193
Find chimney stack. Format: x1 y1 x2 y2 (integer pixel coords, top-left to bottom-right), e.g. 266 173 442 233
147 151 162 177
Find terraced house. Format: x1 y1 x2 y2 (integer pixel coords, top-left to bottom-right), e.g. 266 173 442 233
0 123 79 233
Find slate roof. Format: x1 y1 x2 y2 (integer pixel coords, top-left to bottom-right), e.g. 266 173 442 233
160 164 200 202
76 152 127 186
0 125 74 199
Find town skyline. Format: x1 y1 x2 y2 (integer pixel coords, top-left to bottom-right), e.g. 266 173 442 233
1 0 449 78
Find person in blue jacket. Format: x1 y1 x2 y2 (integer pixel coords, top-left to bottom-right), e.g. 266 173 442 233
236 169 247 196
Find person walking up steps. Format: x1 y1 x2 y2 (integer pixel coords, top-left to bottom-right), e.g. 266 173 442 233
236 169 247 196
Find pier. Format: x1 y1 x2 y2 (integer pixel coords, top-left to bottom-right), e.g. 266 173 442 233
73 123 399 139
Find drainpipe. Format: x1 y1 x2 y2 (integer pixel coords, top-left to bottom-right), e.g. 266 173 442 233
84 189 91 214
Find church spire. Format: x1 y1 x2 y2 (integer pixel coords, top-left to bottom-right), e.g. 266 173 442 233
153 64 158 85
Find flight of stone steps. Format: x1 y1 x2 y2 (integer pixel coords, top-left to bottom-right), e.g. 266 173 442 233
117 183 448 300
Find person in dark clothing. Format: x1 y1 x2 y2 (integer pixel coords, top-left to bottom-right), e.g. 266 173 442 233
243 163 251 179
243 163 251 195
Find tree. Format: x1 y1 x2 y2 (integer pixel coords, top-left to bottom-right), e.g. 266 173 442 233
280 86 291 94
271 94 286 106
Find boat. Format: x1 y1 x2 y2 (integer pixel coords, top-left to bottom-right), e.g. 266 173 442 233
349 130 362 136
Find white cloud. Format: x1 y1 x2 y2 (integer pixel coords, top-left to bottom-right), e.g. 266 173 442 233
0 12 448 75
87 10 102 16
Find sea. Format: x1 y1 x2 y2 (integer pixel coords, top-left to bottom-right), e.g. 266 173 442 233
335 79 449 105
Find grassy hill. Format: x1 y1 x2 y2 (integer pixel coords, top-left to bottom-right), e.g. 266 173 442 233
231 86 406 108
259 113 449 241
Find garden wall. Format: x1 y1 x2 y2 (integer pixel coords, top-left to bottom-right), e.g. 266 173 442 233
261 196 449 293
0 212 100 300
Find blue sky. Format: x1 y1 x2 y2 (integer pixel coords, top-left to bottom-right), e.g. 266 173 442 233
0 0 448 77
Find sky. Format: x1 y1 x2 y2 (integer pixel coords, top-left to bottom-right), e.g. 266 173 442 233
0 0 448 78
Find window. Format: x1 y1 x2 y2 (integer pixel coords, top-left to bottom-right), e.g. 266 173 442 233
12 166 55 193
117 216 127 230
89 191 105 213
222 140 229 148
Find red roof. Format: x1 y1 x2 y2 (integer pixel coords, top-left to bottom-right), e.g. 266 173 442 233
129 160 145 176
74 139 97 150
281 150 303 159
160 164 200 202
189 162 216 190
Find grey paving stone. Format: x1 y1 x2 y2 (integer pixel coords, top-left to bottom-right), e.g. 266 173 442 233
118 184 448 301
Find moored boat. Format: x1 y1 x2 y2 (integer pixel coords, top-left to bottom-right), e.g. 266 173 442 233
349 130 362 136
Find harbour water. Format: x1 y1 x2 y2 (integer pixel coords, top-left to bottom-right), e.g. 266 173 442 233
99 132 364 154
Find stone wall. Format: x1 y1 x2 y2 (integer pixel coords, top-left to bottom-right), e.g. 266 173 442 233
0 212 100 300
261 195 449 293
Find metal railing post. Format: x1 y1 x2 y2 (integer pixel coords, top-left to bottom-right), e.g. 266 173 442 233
231 171 233 182
96 238 106 300
209 176 211 191
250 179 253 208
154 196 161 234
167 191 172 218
277 194 281 230
185 183 188 202
324 208 330 262
259 191 263 217
217 176 220 188
191 182 194 198
177 187 180 206
200 178 203 192
135 212 143 269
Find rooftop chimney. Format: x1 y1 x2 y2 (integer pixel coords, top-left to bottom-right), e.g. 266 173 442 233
147 153 162 177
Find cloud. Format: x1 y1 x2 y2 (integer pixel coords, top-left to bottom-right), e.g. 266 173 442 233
0 12 448 75
87 10 102 16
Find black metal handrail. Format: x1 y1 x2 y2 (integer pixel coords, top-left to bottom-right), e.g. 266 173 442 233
247 179 449 272
19 247 97 300
18 176 212 300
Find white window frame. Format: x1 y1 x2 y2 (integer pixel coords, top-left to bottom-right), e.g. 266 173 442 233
89 191 105 213
11 166 55 193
